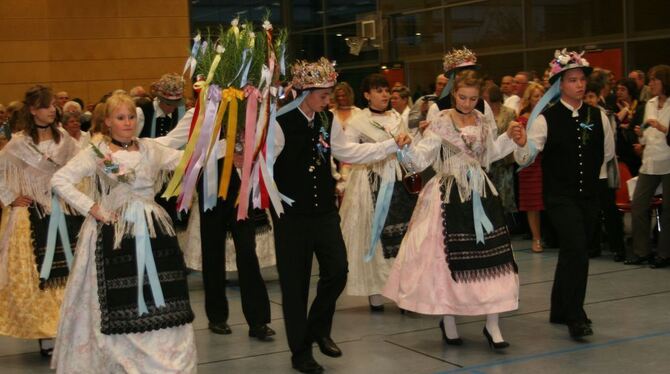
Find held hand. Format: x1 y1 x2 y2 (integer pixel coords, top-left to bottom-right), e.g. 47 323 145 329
634 125 643 137
395 132 412 147
10 195 33 207
420 101 429 115
507 122 527 146
633 143 644 157
418 120 430 134
646 119 668 133
89 203 115 223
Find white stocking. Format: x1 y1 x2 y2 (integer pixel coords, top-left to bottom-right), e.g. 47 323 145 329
442 315 460 339
485 314 504 342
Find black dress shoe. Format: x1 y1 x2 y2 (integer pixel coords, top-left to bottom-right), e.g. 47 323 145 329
208 322 232 335
624 255 650 265
568 322 593 339
313 336 342 357
438 320 463 345
249 324 276 340
483 327 509 350
292 357 324 374
650 257 670 269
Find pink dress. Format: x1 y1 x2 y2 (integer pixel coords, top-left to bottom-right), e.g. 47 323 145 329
383 109 520 316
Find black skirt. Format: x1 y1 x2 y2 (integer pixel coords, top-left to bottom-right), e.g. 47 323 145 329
28 206 83 290
95 221 194 335
439 181 518 283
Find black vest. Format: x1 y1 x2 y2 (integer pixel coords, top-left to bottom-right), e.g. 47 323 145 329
274 109 337 216
139 101 179 138
542 102 604 199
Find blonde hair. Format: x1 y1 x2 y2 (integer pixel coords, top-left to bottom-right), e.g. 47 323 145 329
519 82 545 115
89 103 108 136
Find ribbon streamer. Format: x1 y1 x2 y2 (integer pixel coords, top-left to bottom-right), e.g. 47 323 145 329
365 180 395 262
40 193 74 281
439 71 457 100
237 86 261 220
124 201 166 316
472 190 494 244
182 34 202 79
518 76 561 168
218 87 245 199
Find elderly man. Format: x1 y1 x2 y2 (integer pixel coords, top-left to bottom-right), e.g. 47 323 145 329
500 75 514 101
504 71 530 113
407 74 448 130
629 69 652 102
138 73 185 138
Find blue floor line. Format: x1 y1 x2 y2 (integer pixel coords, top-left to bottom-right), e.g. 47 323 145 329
434 330 670 374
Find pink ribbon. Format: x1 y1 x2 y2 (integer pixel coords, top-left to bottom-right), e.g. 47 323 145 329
237 86 260 220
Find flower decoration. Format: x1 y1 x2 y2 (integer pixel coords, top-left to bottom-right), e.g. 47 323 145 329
442 47 478 74
548 49 592 83
262 20 272 31
291 57 338 90
91 143 136 184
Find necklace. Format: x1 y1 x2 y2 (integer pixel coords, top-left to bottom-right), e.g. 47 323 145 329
368 106 386 114
111 138 134 149
35 123 50 130
453 107 473 116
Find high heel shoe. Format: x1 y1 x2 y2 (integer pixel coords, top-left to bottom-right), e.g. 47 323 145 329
438 320 463 345
531 240 543 253
483 327 509 350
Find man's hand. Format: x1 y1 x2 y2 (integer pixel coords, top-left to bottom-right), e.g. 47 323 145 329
10 195 32 207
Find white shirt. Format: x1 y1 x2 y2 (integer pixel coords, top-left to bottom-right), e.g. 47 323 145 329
153 108 227 158
272 108 398 164
503 95 521 113
640 96 670 175
514 100 615 176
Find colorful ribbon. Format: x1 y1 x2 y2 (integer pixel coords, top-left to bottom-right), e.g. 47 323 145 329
124 201 165 316
218 87 245 199
40 193 74 281
439 71 457 100
472 189 494 244
237 86 261 220
182 33 202 79
518 76 561 168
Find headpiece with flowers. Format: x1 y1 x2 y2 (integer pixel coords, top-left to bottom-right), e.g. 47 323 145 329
291 57 338 90
151 73 185 105
442 47 478 74
548 49 593 83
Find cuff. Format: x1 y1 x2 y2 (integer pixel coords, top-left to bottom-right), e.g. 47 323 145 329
382 138 399 155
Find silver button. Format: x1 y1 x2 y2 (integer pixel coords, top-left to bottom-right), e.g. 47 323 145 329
314 194 317 197
578 153 582 157
580 171 583 174
314 185 317 189
579 188 583 192
580 162 583 165
315 203 319 207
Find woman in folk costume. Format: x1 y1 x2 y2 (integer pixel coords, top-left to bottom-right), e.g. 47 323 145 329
50 93 201 373
383 66 527 349
0 85 81 356
330 82 362 198
333 73 417 311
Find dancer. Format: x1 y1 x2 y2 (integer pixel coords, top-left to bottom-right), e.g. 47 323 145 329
384 68 525 349
334 73 416 311
514 49 614 339
51 93 197 372
0 85 80 356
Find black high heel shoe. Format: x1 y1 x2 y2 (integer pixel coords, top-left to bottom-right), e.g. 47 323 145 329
438 320 463 345
483 327 509 350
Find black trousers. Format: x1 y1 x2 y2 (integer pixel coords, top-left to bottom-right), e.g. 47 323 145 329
199 171 271 327
546 195 600 324
591 179 625 255
272 211 348 360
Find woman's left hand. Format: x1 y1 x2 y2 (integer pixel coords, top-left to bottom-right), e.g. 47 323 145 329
646 119 668 133
508 121 527 146
395 132 412 147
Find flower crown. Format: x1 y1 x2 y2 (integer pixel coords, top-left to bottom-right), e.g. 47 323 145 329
548 49 591 83
442 47 478 74
291 57 338 90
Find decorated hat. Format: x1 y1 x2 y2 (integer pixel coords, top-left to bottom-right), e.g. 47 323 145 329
442 47 479 75
548 49 593 84
290 57 338 90
152 73 185 106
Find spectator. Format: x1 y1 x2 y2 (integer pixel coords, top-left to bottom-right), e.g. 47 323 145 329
500 75 514 101
60 110 90 149
614 78 644 176
504 71 530 113
391 85 412 126
407 74 448 130
629 69 653 102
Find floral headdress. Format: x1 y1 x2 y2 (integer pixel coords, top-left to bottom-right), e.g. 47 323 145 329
151 73 185 105
442 47 479 74
290 57 338 90
548 49 593 83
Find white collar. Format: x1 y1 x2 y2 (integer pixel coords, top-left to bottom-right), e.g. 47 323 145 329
297 106 315 122
153 99 168 118
560 99 583 117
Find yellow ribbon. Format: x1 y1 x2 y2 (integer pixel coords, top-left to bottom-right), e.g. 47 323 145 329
218 87 245 200
162 86 208 199
162 50 223 199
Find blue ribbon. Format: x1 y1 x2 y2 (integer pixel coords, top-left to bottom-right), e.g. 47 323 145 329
276 91 307 117
279 44 287 76
472 189 494 244
364 180 394 262
230 49 251 87
124 201 166 315
579 122 594 131
439 71 456 100
40 193 74 281
240 53 254 88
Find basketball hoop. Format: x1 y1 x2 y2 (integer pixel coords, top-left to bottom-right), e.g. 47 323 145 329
346 36 368 56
